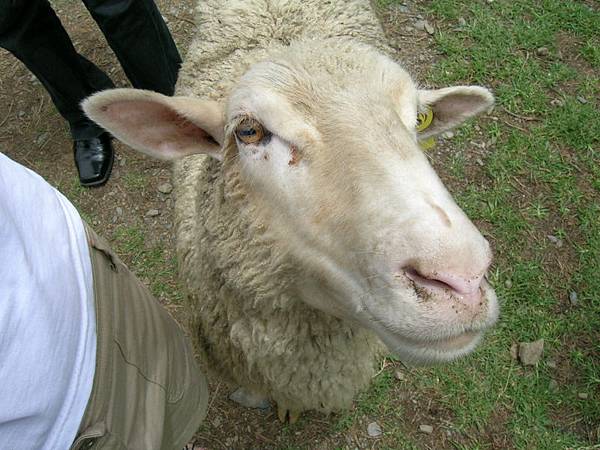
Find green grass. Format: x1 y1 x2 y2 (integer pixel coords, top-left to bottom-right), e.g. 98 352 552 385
334 369 397 433
354 0 600 448
112 225 183 302
122 171 148 191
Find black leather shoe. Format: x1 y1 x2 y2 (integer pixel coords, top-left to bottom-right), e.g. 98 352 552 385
73 132 114 187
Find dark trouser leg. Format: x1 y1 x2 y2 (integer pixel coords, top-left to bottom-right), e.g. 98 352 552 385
0 0 114 140
82 0 182 96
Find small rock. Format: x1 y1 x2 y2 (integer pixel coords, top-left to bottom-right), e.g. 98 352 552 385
394 370 406 381
398 5 409 13
576 96 588 104
549 379 559 391
578 392 588 400
414 20 426 31
419 424 433 434
505 279 513 289
35 132 49 146
458 17 467 27
476 158 484 166
157 182 173 194
536 47 549 57
116 206 123 216
441 131 454 139
212 416 222 427
550 98 564 107
546 359 557 369
18 110 25 118
546 234 564 247
518 339 544 366
119 157 126 167
424 22 435 35
146 209 160 217
367 421 382 438
569 291 578 306
510 343 519 360
403 25 414 33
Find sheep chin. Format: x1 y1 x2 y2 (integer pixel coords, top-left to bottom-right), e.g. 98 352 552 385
375 327 484 365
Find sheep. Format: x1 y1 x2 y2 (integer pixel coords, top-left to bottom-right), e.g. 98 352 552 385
82 0 499 422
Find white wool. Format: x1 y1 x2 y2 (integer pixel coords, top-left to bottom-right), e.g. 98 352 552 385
173 0 390 413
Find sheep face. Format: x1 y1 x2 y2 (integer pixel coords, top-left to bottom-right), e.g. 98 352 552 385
223 42 498 364
83 40 498 365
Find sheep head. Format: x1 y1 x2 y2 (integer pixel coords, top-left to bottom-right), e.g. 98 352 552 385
83 39 498 365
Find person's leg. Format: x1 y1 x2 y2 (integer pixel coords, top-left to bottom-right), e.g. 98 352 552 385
0 0 114 140
72 226 208 450
82 0 182 95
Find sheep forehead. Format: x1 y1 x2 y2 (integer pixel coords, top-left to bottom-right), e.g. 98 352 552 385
227 41 419 143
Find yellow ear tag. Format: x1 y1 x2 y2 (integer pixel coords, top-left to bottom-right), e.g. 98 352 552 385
416 108 435 150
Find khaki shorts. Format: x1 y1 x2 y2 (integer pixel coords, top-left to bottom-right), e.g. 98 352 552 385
70 226 208 450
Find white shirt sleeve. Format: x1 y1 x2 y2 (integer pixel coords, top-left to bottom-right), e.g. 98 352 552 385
0 153 97 450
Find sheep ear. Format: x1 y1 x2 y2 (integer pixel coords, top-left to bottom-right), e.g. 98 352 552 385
417 86 494 139
82 88 225 161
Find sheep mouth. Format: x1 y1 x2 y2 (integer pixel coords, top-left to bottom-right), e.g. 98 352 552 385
370 283 498 363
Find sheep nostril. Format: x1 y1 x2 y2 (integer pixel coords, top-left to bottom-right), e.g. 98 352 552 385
404 267 454 293
404 267 484 297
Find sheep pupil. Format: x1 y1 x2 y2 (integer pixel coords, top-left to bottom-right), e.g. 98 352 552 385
240 128 256 136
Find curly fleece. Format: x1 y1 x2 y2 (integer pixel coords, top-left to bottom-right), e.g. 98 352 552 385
173 0 389 413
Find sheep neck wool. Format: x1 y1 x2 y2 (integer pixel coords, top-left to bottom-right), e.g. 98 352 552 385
170 0 391 413
0 153 96 450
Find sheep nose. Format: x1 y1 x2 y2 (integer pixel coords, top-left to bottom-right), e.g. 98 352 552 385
404 267 488 306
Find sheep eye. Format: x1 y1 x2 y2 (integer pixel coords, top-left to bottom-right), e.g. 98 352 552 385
235 118 267 145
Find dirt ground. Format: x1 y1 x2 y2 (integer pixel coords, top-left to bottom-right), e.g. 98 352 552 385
0 1 558 449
